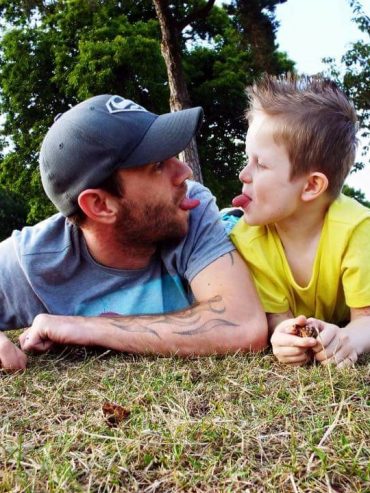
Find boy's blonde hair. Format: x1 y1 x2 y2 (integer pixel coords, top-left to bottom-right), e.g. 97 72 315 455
246 74 358 198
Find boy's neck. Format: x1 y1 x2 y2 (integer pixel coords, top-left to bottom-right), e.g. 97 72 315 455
274 196 331 243
274 198 332 287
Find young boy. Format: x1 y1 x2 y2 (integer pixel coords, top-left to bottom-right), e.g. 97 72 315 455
225 75 370 368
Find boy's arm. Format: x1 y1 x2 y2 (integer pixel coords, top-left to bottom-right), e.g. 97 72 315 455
269 312 318 365
313 307 370 367
20 251 268 356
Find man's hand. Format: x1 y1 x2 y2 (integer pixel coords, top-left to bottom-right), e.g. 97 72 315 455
312 318 358 368
271 315 318 365
19 313 94 352
0 332 27 371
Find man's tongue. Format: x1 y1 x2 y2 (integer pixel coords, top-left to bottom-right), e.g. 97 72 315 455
179 197 200 211
232 194 251 208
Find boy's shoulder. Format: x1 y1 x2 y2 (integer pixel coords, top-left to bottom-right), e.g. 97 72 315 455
328 194 370 225
220 208 268 244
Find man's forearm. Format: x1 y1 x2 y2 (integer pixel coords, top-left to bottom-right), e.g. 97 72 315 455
22 295 267 356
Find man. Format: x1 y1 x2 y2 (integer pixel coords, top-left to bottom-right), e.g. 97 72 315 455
0 94 267 370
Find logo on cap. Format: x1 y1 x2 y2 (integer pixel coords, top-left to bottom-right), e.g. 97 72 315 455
106 96 147 114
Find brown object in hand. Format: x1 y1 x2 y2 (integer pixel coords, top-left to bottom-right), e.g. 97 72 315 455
292 323 318 338
102 401 130 427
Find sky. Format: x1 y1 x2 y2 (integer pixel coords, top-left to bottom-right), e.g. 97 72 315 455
275 0 370 199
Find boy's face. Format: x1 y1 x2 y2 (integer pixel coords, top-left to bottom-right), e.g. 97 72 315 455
237 111 307 227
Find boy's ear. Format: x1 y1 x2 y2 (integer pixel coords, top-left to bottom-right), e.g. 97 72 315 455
77 189 119 224
301 172 329 202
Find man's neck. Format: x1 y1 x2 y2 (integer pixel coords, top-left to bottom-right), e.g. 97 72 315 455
81 227 156 270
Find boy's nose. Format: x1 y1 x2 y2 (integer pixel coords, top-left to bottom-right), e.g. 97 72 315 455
239 165 252 183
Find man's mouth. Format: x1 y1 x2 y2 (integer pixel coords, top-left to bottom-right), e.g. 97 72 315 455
177 185 200 211
232 193 252 208
179 197 200 211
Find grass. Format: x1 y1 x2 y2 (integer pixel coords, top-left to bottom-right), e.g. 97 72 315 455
1 334 369 492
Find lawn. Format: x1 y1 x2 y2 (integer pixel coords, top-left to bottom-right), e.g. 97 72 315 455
1 336 369 492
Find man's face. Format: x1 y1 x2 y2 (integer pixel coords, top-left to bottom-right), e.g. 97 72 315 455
113 157 195 246
237 111 307 227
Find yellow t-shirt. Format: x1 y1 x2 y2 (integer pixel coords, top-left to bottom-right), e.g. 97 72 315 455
230 195 370 325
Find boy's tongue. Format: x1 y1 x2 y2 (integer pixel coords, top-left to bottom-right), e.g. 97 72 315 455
232 194 251 208
179 197 200 211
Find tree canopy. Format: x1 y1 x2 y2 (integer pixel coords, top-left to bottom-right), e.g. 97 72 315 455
0 0 292 229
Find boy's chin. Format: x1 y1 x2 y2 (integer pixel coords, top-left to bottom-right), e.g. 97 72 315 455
242 214 264 227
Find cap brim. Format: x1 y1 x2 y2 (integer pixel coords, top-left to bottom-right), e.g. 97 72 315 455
122 106 203 168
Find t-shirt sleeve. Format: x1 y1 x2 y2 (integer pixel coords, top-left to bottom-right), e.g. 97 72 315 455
342 218 370 308
168 181 236 283
0 236 46 330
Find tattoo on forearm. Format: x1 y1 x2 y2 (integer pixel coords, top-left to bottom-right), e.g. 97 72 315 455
173 318 238 336
105 295 236 339
108 320 161 339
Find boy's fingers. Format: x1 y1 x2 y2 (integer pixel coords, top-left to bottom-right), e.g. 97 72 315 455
336 351 358 368
315 334 341 361
273 345 307 357
279 354 311 365
319 343 356 366
273 333 317 348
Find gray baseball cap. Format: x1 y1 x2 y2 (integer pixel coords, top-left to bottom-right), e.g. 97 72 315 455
40 94 204 216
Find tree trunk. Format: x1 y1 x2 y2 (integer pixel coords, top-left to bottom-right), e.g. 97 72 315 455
153 0 203 183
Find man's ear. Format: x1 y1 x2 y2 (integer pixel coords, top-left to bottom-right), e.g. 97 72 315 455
301 172 329 202
78 189 119 224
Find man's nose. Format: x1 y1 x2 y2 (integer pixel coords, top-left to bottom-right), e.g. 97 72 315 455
173 158 192 184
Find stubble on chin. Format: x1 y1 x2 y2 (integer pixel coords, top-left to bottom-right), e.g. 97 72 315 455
115 199 189 246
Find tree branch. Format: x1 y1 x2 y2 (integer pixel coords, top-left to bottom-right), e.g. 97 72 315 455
177 0 216 32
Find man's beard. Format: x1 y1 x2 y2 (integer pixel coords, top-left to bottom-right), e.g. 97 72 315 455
114 196 189 248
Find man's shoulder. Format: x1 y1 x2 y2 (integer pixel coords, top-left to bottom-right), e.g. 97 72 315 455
160 180 235 283
11 213 77 257
187 180 213 204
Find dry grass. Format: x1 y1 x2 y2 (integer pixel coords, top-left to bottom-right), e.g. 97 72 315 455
0 336 369 492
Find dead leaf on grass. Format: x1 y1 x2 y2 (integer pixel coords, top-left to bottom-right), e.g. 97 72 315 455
102 401 130 427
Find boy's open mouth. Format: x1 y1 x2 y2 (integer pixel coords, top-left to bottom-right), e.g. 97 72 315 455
232 193 251 208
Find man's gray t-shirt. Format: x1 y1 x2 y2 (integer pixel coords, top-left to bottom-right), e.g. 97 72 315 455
0 181 234 330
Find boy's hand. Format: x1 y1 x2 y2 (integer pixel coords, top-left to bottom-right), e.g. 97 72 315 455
311 319 358 368
271 315 318 365
0 332 27 371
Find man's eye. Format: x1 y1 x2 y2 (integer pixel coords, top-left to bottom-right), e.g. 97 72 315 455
154 161 164 171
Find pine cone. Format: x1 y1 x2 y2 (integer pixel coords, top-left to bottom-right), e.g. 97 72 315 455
292 323 318 338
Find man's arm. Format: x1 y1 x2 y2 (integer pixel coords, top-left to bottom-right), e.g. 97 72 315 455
20 251 268 356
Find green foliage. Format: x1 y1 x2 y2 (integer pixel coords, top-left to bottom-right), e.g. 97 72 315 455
342 184 370 208
0 186 28 240
324 0 370 172
0 0 294 222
